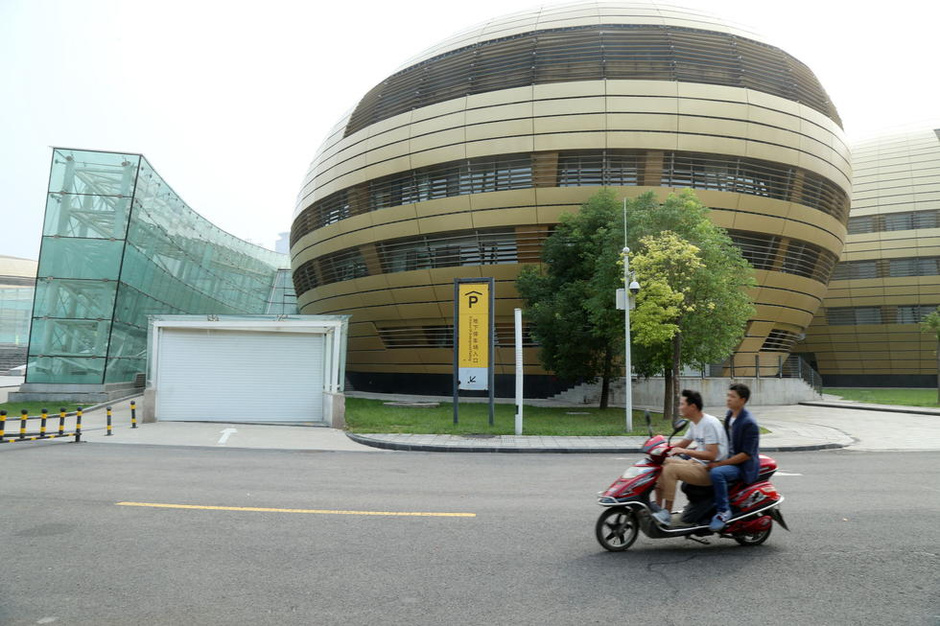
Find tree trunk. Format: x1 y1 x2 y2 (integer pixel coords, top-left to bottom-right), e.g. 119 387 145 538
936 340 939 405
599 345 614 410
662 369 673 425
671 333 682 424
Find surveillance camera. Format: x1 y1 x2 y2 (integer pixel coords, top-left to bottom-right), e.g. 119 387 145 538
629 281 641 295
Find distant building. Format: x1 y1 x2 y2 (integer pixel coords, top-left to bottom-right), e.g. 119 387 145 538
290 2 849 395
275 232 290 255
796 127 940 386
0 255 37 374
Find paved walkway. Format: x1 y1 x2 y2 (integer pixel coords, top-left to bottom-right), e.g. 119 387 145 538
3 389 937 453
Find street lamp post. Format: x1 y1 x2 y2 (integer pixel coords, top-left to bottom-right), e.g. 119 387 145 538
623 245 634 433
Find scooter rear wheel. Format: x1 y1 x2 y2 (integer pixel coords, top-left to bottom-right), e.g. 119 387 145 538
733 523 772 546
595 507 639 551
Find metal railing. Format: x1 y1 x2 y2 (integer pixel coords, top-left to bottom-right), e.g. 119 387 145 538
705 354 822 392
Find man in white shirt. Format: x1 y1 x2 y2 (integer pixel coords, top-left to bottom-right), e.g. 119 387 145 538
652 389 729 526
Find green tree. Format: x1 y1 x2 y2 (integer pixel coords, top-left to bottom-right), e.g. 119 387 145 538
518 188 755 416
920 307 940 404
627 191 756 420
517 189 624 409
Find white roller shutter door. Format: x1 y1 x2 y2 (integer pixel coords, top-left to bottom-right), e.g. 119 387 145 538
156 328 325 423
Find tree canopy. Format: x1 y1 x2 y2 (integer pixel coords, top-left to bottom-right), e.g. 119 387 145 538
627 191 756 419
517 188 755 415
920 307 940 403
516 189 625 408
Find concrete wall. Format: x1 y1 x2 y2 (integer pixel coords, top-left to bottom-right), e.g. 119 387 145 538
555 377 821 409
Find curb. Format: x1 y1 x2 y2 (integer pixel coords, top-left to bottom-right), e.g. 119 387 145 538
345 433 848 454
798 401 940 417
345 433 640 453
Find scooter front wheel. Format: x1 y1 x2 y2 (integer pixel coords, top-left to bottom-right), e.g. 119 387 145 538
595 507 639 551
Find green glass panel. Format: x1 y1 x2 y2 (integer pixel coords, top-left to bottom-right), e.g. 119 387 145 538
32 279 117 320
26 355 105 384
42 192 132 239
103 321 147 383
28 318 111 358
48 149 139 192
37 237 123 280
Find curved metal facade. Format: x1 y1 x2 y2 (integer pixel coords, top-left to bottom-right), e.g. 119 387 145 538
795 127 940 386
290 2 850 394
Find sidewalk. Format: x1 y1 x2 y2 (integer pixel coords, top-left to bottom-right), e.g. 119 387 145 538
11 392 933 453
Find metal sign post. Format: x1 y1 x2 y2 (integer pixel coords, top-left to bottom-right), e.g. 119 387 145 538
452 278 495 425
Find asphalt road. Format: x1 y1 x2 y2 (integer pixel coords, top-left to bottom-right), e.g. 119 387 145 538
1 442 937 626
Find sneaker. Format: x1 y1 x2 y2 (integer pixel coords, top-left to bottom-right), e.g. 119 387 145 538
652 508 672 526
709 510 732 532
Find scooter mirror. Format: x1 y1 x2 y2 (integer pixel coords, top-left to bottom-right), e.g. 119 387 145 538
669 419 689 442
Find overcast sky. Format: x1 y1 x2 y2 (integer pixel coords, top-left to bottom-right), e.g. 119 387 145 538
2 0 937 261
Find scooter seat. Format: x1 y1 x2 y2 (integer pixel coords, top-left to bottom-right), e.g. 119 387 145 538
681 482 714 499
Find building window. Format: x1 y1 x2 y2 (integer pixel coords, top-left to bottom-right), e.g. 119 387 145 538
896 305 936 324
558 151 639 187
826 307 883 325
380 229 520 274
760 329 801 352
318 249 369 285
888 257 940 278
294 149 848 244
847 216 875 234
344 23 841 138
884 212 915 231
830 260 878 280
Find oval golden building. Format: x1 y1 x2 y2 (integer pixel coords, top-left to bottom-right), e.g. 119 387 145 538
290 2 849 395
796 126 940 386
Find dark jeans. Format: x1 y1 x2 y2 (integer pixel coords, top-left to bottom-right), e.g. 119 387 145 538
709 464 743 513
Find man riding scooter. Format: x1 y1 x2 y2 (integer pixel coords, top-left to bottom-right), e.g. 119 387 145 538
707 383 761 531
651 389 728 526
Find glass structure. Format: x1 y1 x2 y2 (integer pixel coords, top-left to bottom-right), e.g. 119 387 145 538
27 148 293 385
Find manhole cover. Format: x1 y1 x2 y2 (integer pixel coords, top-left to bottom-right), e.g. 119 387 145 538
566 411 591 415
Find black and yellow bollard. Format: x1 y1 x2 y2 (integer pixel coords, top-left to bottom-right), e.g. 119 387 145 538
75 407 83 443
106 406 113 436
58 408 66 436
20 409 28 440
130 400 137 429
0 410 6 439
40 409 48 438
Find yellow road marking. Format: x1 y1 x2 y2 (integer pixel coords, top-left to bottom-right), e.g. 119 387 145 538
116 501 476 517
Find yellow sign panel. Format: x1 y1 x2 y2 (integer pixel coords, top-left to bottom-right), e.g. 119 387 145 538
458 283 489 368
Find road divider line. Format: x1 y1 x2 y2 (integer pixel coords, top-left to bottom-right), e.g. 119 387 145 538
115 501 476 517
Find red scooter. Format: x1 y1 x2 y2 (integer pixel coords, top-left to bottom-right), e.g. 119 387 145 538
595 419 788 551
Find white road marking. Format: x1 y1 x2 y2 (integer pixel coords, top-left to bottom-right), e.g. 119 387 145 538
217 428 237 446
775 471 803 476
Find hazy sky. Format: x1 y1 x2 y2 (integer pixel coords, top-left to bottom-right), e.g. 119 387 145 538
2 0 938 261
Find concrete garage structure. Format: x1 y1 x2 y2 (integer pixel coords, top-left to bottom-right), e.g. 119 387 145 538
143 316 349 426
290 1 849 396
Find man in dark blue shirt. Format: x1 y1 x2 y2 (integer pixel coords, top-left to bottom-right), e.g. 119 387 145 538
706 383 760 531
